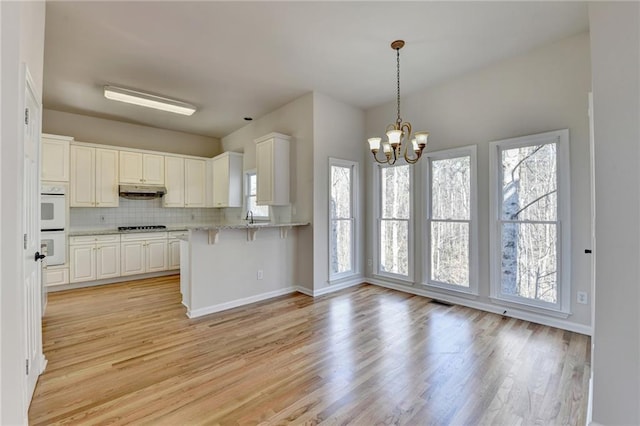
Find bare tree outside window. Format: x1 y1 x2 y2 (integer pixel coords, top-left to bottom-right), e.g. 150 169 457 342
500 143 558 303
380 165 410 276
330 161 355 278
430 156 470 286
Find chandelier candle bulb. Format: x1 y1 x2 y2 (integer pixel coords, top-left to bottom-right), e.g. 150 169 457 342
367 40 429 165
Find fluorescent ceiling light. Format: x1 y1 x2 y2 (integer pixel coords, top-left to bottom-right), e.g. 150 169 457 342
104 86 196 116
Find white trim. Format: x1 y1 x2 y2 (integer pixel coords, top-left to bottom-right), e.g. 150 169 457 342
367 277 592 336
312 277 363 297
328 157 359 281
187 287 297 318
374 162 414 280
489 129 571 314
295 286 314 296
422 145 478 295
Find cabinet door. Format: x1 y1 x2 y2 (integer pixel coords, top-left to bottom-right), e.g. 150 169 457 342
119 151 143 184
143 154 165 184
205 159 214 207
69 244 96 283
70 145 96 207
41 138 70 182
255 139 273 205
146 240 167 272
168 239 181 270
95 148 119 207
185 158 206 207
121 241 145 276
45 267 69 287
212 156 229 207
96 243 120 279
164 156 185 207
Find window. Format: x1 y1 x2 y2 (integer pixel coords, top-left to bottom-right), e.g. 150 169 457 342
425 146 477 294
490 129 570 313
329 158 358 280
245 171 269 219
378 164 412 279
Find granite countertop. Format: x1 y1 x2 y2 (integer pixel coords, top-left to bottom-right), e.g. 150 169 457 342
68 223 309 237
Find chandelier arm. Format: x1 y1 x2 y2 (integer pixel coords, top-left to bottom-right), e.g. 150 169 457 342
370 150 390 165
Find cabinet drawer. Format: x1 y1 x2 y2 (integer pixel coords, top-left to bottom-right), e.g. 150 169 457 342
45 267 69 286
70 234 120 245
168 230 188 239
120 231 168 241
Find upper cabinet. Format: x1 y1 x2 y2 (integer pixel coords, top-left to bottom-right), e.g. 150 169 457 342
254 133 291 206
70 145 119 207
212 152 243 208
164 156 206 208
119 151 164 184
41 134 72 182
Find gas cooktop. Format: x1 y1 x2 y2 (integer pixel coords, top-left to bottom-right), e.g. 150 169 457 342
118 225 167 231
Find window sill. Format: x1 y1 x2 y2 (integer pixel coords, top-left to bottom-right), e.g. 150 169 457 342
373 273 415 285
422 282 479 299
329 272 360 286
489 296 571 319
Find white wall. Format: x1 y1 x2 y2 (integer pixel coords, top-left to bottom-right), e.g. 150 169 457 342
312 92 365 292
43 109 221 157
589 2 640 424
365 32 592 332
221 93 314 290
0 1 46 423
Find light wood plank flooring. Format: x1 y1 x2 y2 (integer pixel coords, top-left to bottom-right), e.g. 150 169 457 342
29 276 591 425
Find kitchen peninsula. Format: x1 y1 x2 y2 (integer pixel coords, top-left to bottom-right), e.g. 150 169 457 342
179 222 308 318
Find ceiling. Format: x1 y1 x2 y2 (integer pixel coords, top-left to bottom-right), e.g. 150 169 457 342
43 1 589 139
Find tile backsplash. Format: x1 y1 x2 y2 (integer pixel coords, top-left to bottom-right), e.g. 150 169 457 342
70 198 222 230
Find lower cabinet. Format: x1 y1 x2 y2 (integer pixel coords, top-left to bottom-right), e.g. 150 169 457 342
69 235 121 283
45 266 69 287
168 231 188 270
120 232 168 276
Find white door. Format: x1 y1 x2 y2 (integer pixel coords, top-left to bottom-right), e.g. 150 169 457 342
119 151 143 183
97 243 120 279
121 241 145 275
168 240 181 270
23 67 44 401
143 154 165 184
70 145 95 207
185 159 205 207
212 156 228 207
69 245 96 283
255 140 273 204
164 156 185 207
146 240 167 272
95 148 119 207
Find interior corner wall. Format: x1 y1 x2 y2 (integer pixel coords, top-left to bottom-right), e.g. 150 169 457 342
221 92 315 291
589 2 640 424
42 109 222 157
312 92 365 292
1 1 45 423
364 32 592 330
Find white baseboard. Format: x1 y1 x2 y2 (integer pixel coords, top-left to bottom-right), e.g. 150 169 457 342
295 286 314 296
187 287 298 318
368 277 592 336
312 277 363 296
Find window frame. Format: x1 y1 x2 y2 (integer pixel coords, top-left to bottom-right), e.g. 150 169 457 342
328 157 358 282
489 129 571 315
374 161 414 282
244 169 269 221
422 145 478 295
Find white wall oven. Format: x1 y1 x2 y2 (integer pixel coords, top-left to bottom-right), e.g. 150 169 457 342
41 185 66 266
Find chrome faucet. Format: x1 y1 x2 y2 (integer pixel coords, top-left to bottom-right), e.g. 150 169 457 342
245 210 254 224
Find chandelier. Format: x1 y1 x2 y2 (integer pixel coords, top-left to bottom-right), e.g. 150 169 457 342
367 40 429 165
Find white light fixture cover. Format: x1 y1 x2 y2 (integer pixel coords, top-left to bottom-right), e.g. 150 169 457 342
104 86 196 116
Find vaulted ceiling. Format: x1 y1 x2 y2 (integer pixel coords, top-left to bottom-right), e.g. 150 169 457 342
43 1 589 138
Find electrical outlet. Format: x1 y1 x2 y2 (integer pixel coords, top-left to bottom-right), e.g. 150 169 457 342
257 269 263 280
577 291 588 305
100 216 105 223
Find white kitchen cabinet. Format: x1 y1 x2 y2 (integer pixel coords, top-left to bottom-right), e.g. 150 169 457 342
164 157 206 208
120 232 168 276
44 266 69 287
70 145 119 207
164 156 185 207
168 231 188 270
119 151 165 184
69 235 121 283
41 134 71 182
185 159 206 207
212 152 243 208
205 159 214 207
254 133 291 205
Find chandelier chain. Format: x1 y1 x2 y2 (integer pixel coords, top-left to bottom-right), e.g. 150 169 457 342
396 46 401 126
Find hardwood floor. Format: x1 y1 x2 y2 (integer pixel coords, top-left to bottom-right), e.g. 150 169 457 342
29 276 591 425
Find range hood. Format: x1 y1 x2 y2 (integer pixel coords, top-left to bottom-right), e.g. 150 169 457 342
119 184 167 200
